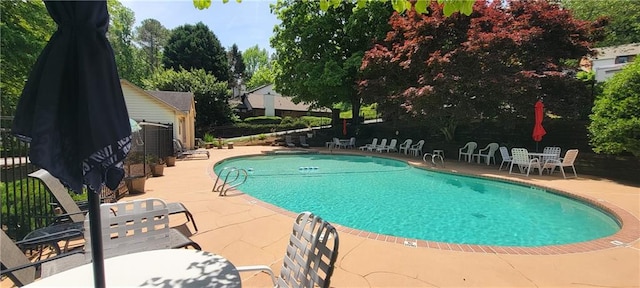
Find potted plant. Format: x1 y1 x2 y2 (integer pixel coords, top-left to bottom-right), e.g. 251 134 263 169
147 154 166 177
203 133 215 149
123 151 146 194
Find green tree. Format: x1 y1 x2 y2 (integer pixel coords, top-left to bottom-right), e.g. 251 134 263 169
588 57 640 156
246 66 276 90
135 18 170 75
227 44 246 94
243 45 270 78
0 1 55 115
108 0 145 85
163 22 229 82
143 68 234 127
561 0 640 47
360 0 598 140
271 0 392 121
194 0 475 16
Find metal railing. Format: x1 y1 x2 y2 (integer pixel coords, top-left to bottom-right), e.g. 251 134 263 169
0 117 124 240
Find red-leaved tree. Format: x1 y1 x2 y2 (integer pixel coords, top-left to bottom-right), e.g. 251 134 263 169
360 0 602 141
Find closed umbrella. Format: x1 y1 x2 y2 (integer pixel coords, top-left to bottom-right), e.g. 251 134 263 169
342 119 347 136
12 2 131 287
532 99 547 151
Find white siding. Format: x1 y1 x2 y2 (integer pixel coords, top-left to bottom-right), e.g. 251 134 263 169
122 84 175 124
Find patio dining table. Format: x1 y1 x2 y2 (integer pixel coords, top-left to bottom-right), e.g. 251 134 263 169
24 249 241 287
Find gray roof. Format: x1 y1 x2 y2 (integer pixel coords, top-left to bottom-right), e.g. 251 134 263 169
145 90 193 113
594 43 640 60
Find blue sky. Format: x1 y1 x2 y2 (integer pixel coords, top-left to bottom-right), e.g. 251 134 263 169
122 0 279 54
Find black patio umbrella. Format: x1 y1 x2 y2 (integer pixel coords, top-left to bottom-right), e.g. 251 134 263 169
12 1 132 287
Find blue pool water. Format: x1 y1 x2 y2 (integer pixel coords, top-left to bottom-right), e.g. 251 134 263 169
213 154 620 246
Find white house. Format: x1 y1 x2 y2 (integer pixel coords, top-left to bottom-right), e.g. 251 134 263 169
231 84 331 119
120 79 196 149
581 43 640 82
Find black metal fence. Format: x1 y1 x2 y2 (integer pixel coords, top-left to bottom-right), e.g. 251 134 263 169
0 117 152 240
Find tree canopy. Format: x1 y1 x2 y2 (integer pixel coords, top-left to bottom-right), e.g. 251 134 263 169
163 22 229 82
135 18 170 75
194 0 475 16
588 57 640 156
0 0 54 115
227 44 246 92
143 68 234 128
271 0 392 119
107 0 145 85
360 0 600 140
561 0 640 47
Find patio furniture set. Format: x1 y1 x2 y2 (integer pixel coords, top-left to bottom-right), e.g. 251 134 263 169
1 171 340 287
458 141 579 178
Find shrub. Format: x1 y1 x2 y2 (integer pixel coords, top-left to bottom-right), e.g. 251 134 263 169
244 116 282 125
588 57 640 156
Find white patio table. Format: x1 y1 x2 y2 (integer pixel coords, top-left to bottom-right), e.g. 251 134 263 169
25 249 241 287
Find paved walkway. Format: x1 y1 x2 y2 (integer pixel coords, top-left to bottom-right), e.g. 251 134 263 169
122 145 639 287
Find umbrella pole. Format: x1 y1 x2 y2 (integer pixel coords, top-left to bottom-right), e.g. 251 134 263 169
88 187 106 287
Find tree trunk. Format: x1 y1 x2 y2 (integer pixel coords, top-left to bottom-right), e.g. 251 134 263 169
351 96 361 126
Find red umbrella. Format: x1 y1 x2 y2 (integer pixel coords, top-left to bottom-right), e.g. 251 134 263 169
532 99 547 144
342 119 347 136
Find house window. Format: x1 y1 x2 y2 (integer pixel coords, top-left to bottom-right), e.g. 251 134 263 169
615 56 629 64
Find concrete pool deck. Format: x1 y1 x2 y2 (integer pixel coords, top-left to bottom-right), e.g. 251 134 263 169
6 145 636 287
123 145 639 287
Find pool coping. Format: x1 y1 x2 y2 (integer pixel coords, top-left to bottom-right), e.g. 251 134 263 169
227 150 640 255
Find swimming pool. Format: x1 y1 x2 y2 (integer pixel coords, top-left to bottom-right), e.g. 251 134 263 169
213 154 620 247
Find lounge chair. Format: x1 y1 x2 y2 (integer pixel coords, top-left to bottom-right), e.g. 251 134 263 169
173 138 210 159
509 148 541 176
458 141 478 162
299 135 310 148
358 138 377 151
285 135 296 147
408 140 425 157
472 142 499 165
542 149 579 178
377 138 398 153
18 170 88 255
0 230 86 287
235 212 339 288
398 139 413 154
30 169 198 235
369 138 387 151
498 146 512 171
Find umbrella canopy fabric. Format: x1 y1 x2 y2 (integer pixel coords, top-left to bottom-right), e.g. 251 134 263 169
12 1 132 194
532 100 547 142
342 119 347 136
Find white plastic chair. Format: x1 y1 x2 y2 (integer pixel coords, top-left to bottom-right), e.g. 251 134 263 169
285 135 296 147
84 198 201 262
498 146 512 171
473 143 499 165
377 138 397 153
542 149 579 178
458 141 477 162
359 138 377 151
408 140 425 157
236 212 339 288
509 148 541 176
369 138 386 151
347 137 356 149
542 146 562 163
398 139 413 154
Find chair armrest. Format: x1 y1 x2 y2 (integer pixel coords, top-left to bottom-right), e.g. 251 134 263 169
236 265 277 286
0 248 83 276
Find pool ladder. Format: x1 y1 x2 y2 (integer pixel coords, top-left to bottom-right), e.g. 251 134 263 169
212 167 248 196
423 153 445 168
